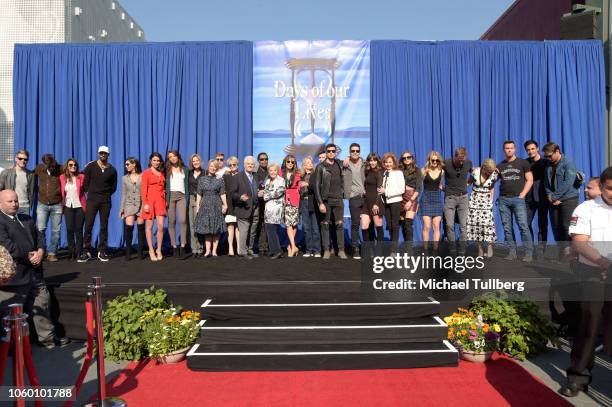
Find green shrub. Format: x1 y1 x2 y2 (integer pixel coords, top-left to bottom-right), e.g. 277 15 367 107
470 292 559 360
102 287 170 361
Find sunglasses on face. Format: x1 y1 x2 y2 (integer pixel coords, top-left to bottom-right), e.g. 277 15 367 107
215 158 224 161
286 160 295 164
326 150 336 153
68 163 77 168
402 156 412 160
431 159 440 163
259 158 268 161
16 157 28 162
351 149 360 153
229 163 237 167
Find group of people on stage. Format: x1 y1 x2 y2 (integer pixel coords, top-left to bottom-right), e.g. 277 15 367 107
0 139 596 262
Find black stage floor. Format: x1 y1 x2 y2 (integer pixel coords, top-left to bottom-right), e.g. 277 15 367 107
43 254 568 340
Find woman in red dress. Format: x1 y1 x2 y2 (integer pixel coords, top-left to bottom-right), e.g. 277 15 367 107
141 152 166 261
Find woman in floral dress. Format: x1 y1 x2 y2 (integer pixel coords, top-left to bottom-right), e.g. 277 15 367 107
466 158 499 258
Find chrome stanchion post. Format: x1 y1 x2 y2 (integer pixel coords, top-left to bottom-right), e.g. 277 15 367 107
8 303 27 407
87 277 126 407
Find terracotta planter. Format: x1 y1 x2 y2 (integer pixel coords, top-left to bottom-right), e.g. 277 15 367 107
155 346 191 364
459 349 493 363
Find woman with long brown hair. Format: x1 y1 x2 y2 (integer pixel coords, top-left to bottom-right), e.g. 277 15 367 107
165 150 189 257
281 155 301 257
399 150 422 242
119 157 144 260
142 153 166 261
361 153 384 243
60 158 86 261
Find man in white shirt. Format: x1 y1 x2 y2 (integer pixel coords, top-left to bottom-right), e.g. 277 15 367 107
559 167 612 397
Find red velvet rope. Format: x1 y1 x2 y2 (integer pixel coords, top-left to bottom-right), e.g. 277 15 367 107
0 336 10 387
63 300 95 407
23 334 43 407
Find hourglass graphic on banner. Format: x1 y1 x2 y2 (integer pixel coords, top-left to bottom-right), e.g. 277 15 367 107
283 58 343 156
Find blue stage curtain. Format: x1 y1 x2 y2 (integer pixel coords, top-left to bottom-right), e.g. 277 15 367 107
371 40 605 242
13 41 253 248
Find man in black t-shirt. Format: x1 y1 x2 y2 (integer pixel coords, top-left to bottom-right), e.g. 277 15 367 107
524 140 549 257
497 140 534 262
443 147 472 252
79 145 117 263
313 144 347 260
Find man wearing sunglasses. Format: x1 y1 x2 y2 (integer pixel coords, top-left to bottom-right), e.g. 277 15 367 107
313 143 347 259
342 143 366 259
254 152 269 256
442 147 472 253
0 149 35 216
80 145 117 263
543 142 580 261
214 152 229 179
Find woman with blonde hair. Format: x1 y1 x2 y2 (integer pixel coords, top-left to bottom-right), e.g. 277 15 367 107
194 159 228 257
260 162 285 259
420 151 444 243
299 156 321 257
223 156 240 256
466 158 499 257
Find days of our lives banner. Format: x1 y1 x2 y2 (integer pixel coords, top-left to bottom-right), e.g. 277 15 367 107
253 40 370 166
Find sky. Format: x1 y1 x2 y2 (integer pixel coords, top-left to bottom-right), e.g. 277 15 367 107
118 0 515 42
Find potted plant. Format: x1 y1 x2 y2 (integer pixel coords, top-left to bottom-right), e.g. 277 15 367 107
444 307 500 362
141 308 201 364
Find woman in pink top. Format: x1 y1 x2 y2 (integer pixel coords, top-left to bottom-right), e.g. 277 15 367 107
59 158 87 261
281 155 301 257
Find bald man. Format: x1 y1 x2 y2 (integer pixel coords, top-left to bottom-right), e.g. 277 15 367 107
0 189 67 348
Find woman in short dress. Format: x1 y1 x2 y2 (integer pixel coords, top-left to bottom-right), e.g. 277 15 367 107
281 155 300 257
399 150 422 242
420 151 444 243
361 153 384 242
261 163 286 259
194 160 228 257
467 158 499 258
141 153 166 261
222 156 240 256
119 157 143 260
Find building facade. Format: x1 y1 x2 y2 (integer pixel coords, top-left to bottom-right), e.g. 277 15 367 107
0 0 145 167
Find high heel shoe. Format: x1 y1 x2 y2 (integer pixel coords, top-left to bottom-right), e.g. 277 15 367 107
156 248 163 261
292 247 299 257
149 251 159 262
287 245 293 257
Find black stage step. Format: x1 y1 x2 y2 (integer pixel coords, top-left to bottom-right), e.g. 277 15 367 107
200 298 440 320
198 316 448 344
187 341 458 371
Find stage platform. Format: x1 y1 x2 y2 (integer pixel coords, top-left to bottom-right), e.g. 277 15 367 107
43 254 567 371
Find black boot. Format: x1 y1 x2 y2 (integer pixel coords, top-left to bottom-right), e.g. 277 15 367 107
137 224 146 260
173 246 180 258
401 219 414 242
124 224 134 261
376 226 384 242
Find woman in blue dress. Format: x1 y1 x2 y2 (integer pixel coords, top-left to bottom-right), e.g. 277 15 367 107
194 159 228 257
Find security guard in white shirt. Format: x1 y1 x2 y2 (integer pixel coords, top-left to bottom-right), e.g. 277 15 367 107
559 167 612 397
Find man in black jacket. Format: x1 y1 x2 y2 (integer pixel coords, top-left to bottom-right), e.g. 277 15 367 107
230 156 260 258
314 144 347 259
0 189 68 348
80 146 117 263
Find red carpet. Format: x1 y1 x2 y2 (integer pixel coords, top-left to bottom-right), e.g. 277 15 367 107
102 354 571 406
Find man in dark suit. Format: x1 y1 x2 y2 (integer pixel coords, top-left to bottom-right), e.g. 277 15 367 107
229 156 260 258
0 189 67 348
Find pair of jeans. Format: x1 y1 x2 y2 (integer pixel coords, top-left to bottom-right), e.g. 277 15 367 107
349 196 364 250
265 223 281 256
497 196 533 256
17 206 30 216
36 203 62 255
300 199 321 254
320 201 345 252
64 206 85 256
526 199 549 245
83 195 112 253
443 194 468 242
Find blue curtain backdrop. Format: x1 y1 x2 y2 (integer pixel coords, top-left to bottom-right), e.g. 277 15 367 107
13 41 253 248
371 40 606 242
